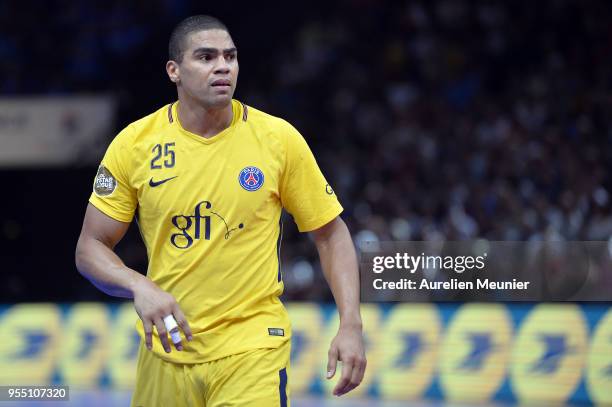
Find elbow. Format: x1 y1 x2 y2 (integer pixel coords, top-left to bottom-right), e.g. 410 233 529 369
74 238 106 293
74 235 122 297
74 235 89 276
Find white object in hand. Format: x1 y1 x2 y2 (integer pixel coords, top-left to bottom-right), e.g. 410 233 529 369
163 315 181 344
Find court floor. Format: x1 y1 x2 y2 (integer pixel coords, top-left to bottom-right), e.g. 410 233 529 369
0 390 531 407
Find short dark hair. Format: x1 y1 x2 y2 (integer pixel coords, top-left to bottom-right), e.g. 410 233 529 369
168 15 229 63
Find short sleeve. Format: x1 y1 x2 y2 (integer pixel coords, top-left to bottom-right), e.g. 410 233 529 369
88 126 137 223
279 122 343 232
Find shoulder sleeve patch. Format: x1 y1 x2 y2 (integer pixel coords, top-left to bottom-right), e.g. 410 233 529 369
93 165 117 197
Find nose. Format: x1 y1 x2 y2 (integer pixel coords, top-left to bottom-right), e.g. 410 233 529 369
213 55 231 74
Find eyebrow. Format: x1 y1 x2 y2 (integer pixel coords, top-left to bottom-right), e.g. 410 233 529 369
192 47 237 55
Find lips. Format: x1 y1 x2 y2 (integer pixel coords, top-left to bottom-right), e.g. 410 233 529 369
211 79 231 87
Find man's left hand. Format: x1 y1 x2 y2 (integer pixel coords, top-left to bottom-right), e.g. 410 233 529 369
326 325 367 396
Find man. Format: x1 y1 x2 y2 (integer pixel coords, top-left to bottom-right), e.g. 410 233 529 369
75 15 365 406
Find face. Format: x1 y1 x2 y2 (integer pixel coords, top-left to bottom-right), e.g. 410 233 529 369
167 29 239 109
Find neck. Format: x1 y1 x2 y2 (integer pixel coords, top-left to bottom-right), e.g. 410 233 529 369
176 94 234 139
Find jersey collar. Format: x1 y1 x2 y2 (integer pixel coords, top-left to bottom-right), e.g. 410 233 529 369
171 99 243 145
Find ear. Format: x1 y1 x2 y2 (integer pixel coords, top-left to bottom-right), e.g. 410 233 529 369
166 60 180 83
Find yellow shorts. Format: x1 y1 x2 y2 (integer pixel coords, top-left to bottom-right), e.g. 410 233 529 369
131 340 291 407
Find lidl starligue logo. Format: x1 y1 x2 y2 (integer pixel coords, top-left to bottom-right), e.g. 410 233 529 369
238 166 264 191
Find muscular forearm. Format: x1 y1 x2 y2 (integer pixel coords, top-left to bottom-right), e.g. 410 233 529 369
76 204 192 353
75 237 144 298
314 218 362 328
315 218 366 396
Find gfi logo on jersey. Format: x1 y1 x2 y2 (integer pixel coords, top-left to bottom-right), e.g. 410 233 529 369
238 166 264 191
170 200 244 249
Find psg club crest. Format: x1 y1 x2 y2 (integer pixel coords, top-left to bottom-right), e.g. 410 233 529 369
238 166 264 191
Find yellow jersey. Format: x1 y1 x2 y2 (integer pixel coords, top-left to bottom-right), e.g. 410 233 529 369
89 99 343 363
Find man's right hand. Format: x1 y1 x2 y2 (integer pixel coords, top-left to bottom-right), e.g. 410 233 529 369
132 276 193 353
76 204 194 354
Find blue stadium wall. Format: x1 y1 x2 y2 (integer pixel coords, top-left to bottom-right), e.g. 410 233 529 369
0 303 610 405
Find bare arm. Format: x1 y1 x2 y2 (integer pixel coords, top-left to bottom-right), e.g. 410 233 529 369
75 203 141 297
75 203 192 352
312 216 362 328
311 216 366 396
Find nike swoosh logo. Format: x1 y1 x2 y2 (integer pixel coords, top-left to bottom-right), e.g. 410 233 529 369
149 176 178 187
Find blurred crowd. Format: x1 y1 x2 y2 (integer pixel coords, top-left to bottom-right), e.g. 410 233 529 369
268 0 612 299
2 0 611 301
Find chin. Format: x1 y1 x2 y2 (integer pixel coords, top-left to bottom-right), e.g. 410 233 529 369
198 96 232 110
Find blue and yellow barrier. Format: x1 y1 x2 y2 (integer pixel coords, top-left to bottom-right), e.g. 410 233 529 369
0 303 610 405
